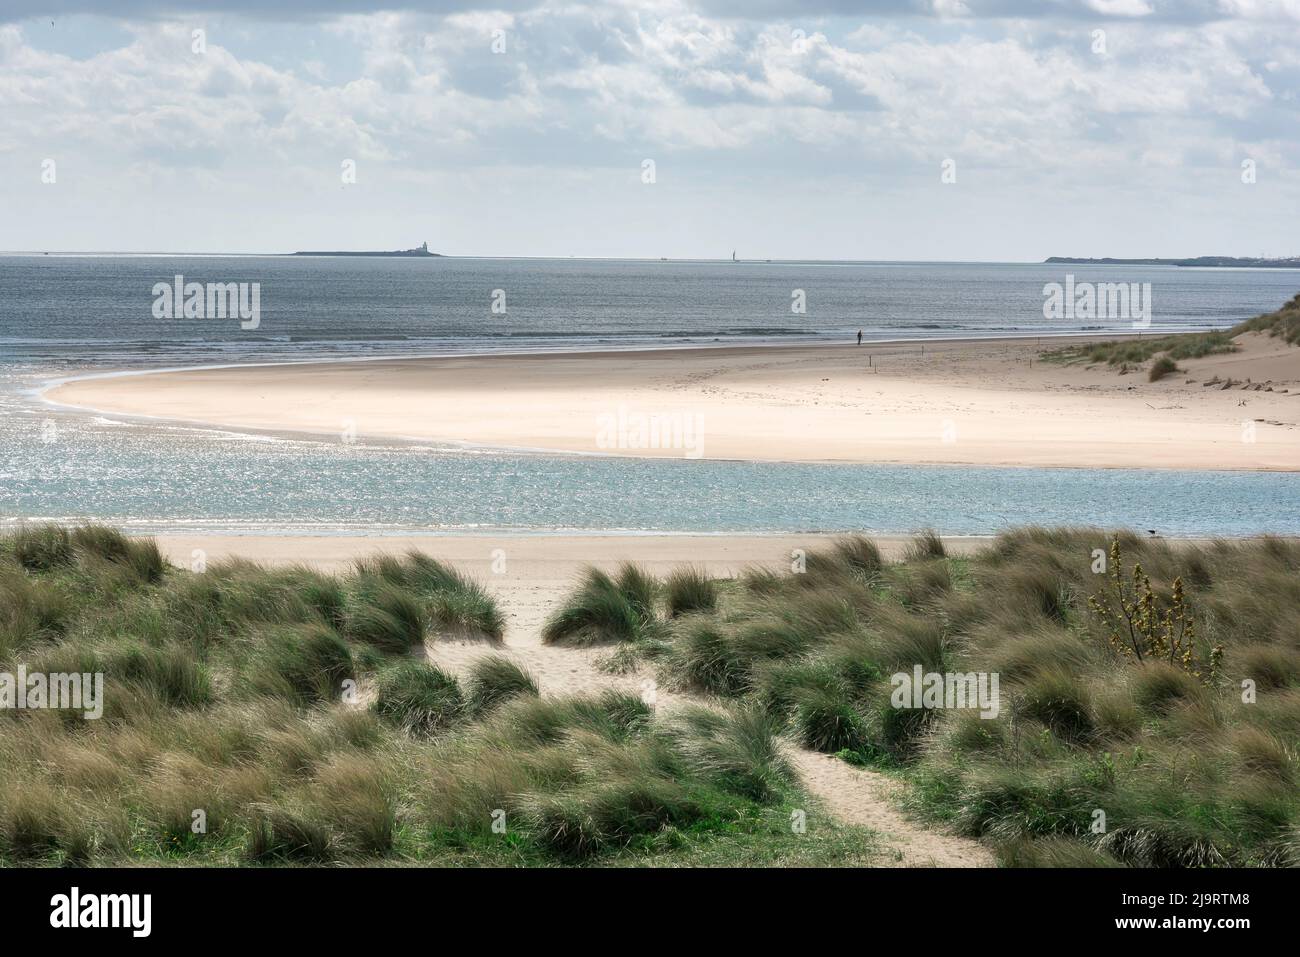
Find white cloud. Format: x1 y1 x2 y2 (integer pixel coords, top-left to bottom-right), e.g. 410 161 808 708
1215 0 1300 20
1 2 1296 258
1084 0 1153 16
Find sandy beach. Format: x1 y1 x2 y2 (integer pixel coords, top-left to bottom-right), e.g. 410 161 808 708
46 334 1300 470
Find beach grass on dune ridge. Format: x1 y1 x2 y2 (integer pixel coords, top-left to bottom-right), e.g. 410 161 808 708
1232 292 1300 345
1039 291 1300 375
0 524 869 867
549 529 1300 867
1042 331 1237 369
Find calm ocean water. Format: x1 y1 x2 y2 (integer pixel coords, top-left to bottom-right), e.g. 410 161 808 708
4 255 1298 367
2 255 1297 535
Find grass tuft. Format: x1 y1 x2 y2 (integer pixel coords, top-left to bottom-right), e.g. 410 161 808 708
542 565 659 645
905 529 946 561
10 524 72 571
465 655 540 716
345 581 426 652
1148 355 1178 382
664 566 718 617
248 624 354 704
372 661 465 736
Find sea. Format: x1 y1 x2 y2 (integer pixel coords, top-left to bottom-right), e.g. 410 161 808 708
2 254 1298 536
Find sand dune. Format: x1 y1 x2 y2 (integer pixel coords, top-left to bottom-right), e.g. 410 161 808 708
47 334 1300 470
151 531 995 866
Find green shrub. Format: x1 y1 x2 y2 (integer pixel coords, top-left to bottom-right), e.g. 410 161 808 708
1131 662 1207 716
249 624 354 704
246 807 333 862
179 562 347 638
999 837 1126 867
985 625 1097 682
542 566 657 645
4 522 1298 868
794 684 870 754
867 606 950 672
1148 355 1178 382
664 567 718 617
615 564 658 620
0 566 72 654
645 529 1300 865
11 524 72 571
105 644 213 708
311 755 396 857
999 564 1074 623
663 618 748 695
372 661 464 736
352 552 504 639
1229 727 1293 781
833 535 884 578
520 775 705 859
465 655 540 715
906 530 946 561
1235 644 1300 690
740 567 782 595
1045 331 1238 366
291 572 348 630
1017 668 1095 742
0 785 82 860
938 711 1008 754
875 698 934 759
888 559 952 607
588 690 654 737
666 706 796 804
72 526 165 583
481 691 651 749
426 586 505 640
345 582 426 652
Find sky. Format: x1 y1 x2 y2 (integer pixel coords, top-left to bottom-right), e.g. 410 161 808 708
1 0 1297 260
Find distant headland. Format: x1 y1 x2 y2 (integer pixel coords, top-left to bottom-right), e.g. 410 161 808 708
1044 255 1300 268
292 242 440 258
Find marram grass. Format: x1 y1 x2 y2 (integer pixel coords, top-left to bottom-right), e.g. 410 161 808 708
6 522 1296 867
627 526 1300 867
540 527 1300 866
0 525 864 867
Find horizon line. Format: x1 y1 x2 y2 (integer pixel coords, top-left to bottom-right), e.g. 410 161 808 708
4 252 1299 269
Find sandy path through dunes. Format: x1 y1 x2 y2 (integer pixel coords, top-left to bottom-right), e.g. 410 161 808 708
156 532 996 867
420 571 699 711
424 569 995 868
789 751 993 867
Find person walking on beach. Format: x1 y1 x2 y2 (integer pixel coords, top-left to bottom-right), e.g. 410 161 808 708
857 329 862 346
